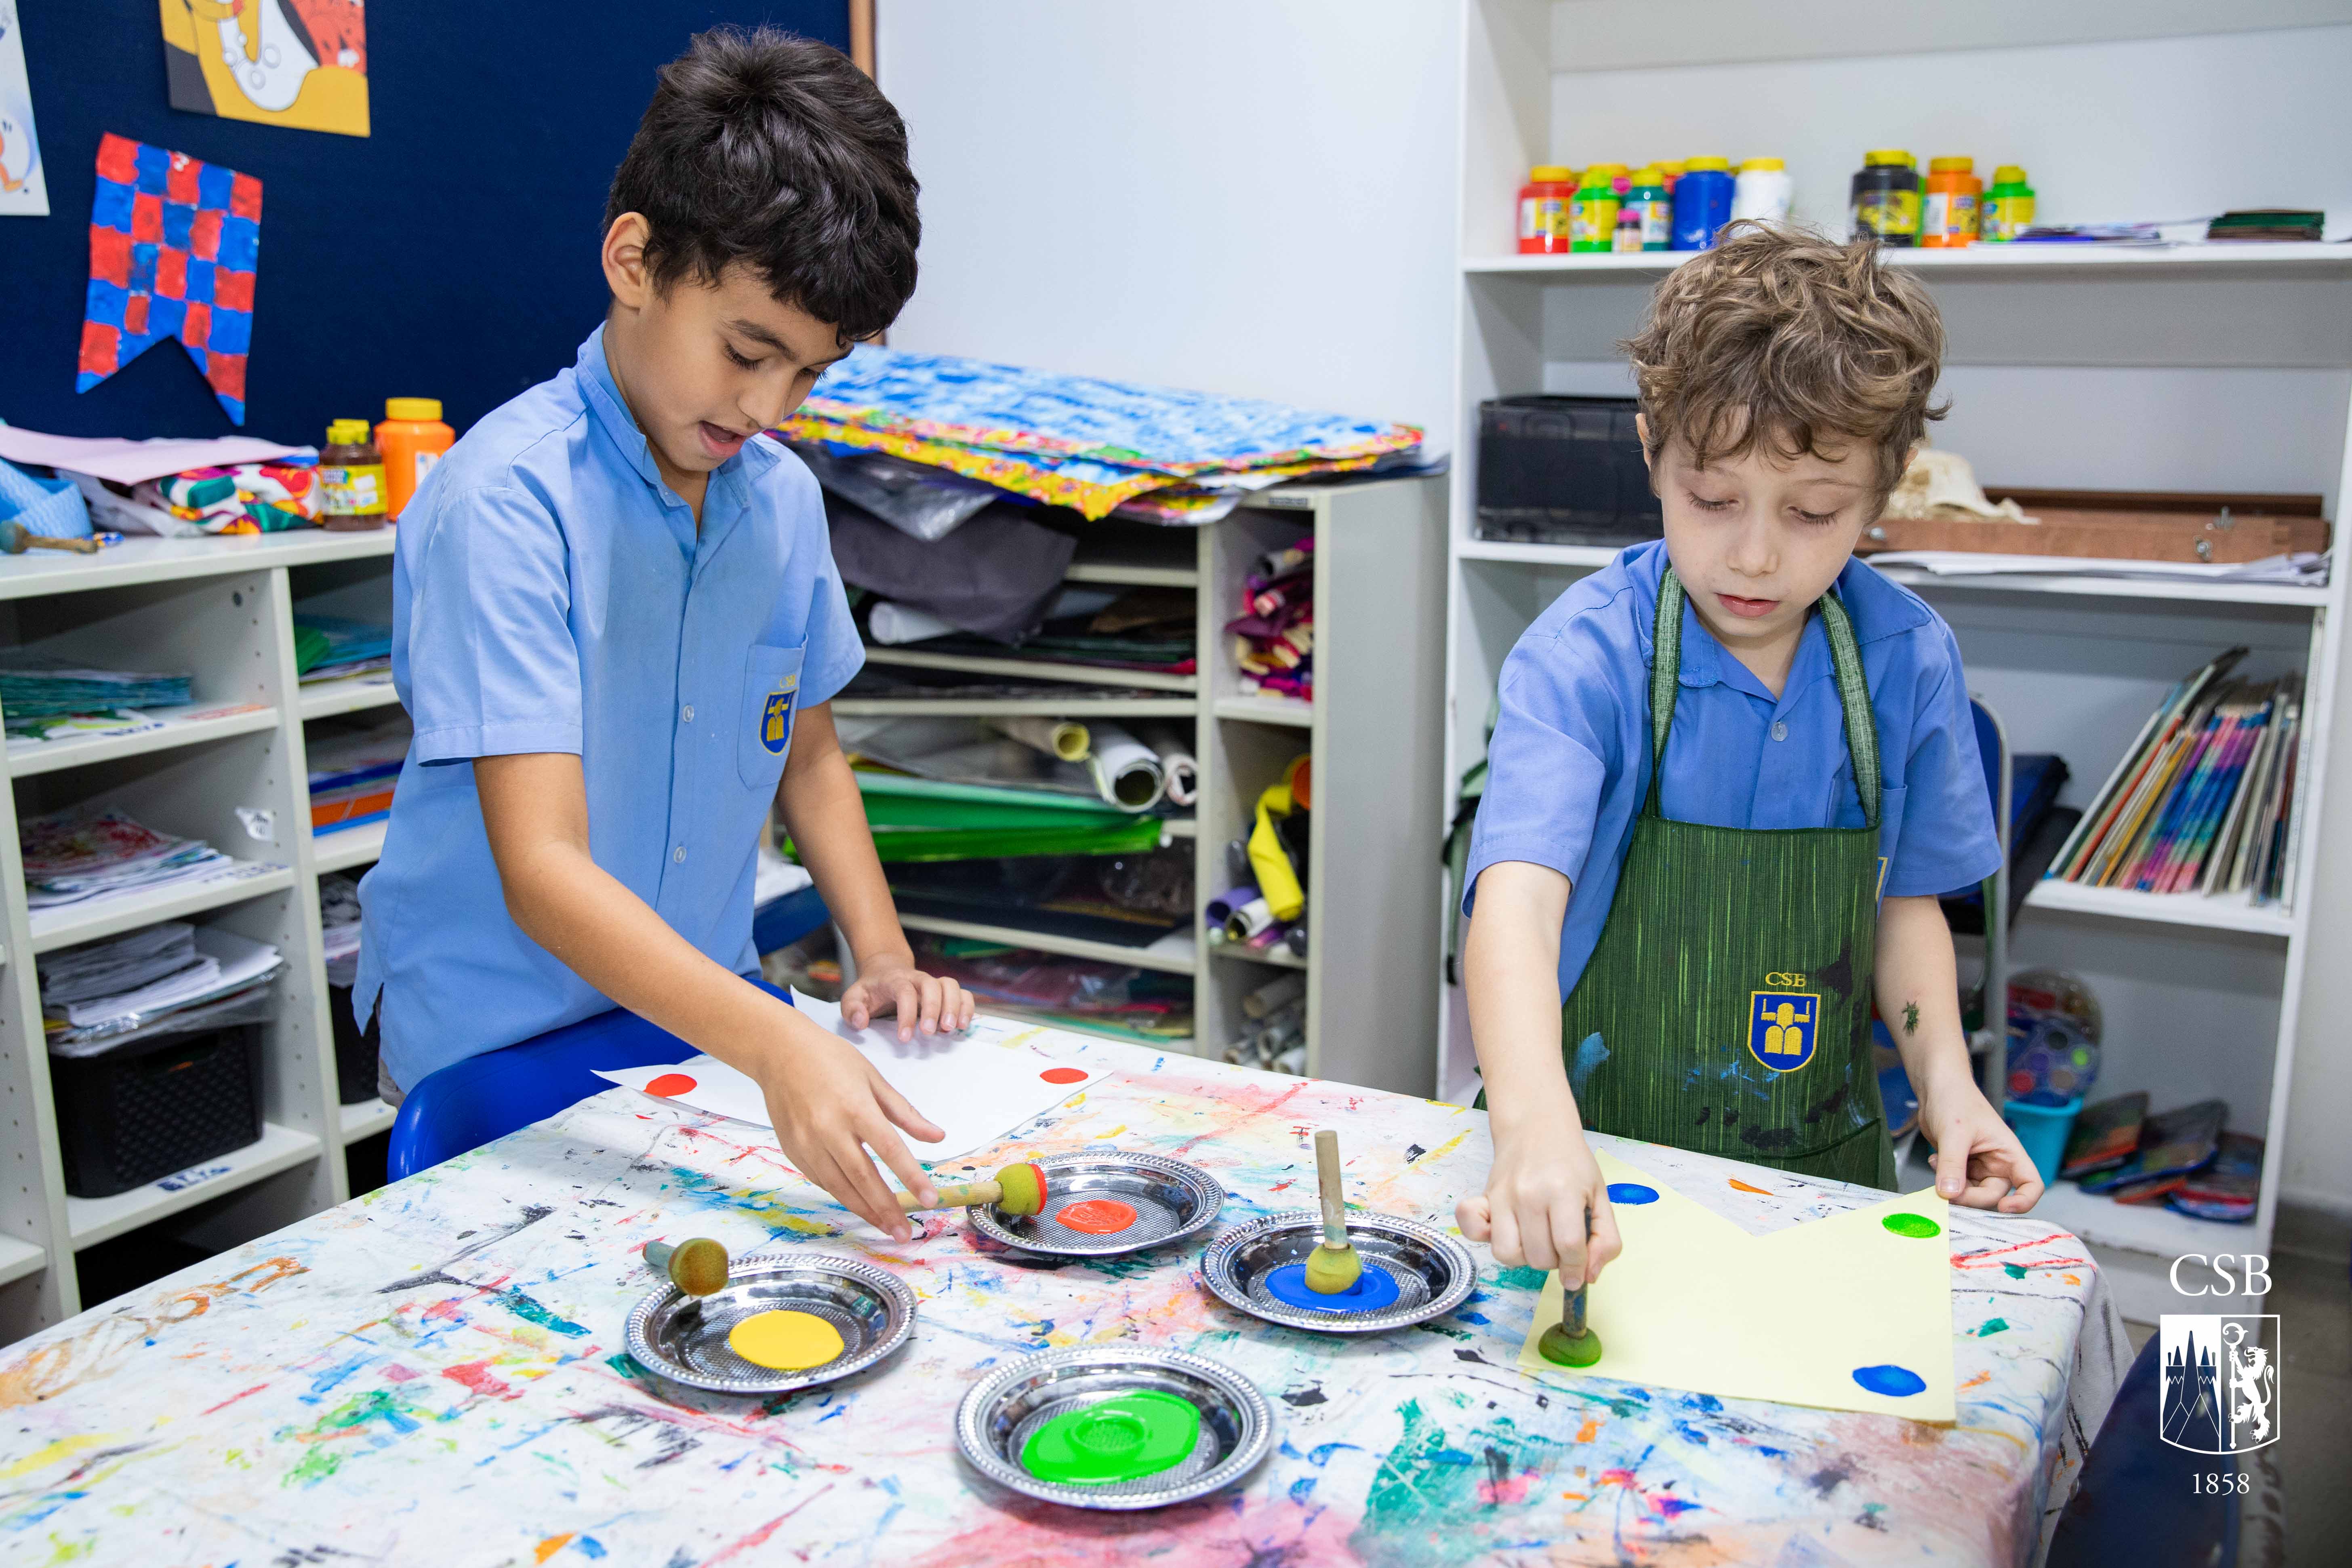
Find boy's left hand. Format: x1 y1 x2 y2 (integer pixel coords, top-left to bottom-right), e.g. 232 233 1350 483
1918 1068 2044 1212
842 956 976 1042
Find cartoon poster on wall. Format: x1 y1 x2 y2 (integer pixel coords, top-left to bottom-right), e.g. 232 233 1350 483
0 1 49 215
158 0 369 138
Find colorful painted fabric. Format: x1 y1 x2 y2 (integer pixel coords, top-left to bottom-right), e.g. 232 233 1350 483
132 460 316 534
778 346 1419 520
76 133 262 425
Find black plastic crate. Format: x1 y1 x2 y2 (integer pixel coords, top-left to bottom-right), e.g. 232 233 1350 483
329 982 380 1105
50 1020 264 1198
1475 394 1662 545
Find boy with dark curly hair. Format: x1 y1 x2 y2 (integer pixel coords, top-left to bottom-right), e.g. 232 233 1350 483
357 28 965 1239
1458 225 2041 1286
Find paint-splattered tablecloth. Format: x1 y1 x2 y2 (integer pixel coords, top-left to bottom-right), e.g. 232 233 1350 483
0 1028 2129 1566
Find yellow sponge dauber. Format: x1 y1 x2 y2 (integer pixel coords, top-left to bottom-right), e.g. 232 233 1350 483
1304 1128 1362 1294
894 1161 1050 1217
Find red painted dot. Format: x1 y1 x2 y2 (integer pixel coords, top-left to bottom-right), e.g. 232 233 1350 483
1039 1067 1088 1085
643 1073 698 1098
1056 1199 1138 1235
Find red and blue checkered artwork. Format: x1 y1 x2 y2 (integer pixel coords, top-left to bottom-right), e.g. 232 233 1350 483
77 133 263 426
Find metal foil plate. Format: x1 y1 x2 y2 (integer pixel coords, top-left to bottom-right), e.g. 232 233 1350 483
1200 1210 1477 1335
956 1345 1273 1510
966 1151 1224 1259
625 1252 915 1396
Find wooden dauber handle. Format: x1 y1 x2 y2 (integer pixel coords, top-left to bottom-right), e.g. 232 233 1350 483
1313 1128 1348 1248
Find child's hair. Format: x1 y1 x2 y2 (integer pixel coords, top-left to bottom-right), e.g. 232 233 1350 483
1620 223 1946 499
605 27 920 343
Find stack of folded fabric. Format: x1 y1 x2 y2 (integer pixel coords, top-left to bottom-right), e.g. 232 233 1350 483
780 346 1425 527
1227 536 1313 702
20 807 259 909
40 920 282 1049
0 652 194 739
307 713 409 834
293 614 393 686
132 459 320 534
909 934 1193 1044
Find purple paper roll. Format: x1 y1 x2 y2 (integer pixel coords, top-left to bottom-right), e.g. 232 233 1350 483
1205 883 1259 925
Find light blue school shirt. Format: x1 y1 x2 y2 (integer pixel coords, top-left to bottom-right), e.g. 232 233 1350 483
355 326 864 1089
1465 538 2001 999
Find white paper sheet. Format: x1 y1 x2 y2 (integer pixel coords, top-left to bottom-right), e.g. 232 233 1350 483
593 992 1113 1168
0 428 307 486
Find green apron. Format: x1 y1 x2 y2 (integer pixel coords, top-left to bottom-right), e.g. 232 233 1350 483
1563 568 1897 1189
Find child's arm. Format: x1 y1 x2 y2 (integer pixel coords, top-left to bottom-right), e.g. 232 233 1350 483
1874 894 2042 1212
776 703 976 1039
1454 861 1625 1287
476 751 943 1241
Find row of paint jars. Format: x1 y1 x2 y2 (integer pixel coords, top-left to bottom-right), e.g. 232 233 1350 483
1850 152 2037 246
1516 158 1792 255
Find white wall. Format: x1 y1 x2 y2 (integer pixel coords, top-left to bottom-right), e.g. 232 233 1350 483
877 0 1461 451
1547 25 2352 240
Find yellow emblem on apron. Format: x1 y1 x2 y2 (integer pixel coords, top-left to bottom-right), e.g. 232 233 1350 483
1747 989 1820 1073
761 676 798 756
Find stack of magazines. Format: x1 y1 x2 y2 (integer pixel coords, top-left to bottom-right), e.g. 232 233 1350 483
0 651 193 739
20 807 261 910
39 920 282 1053
292 614 393 686
2045 647 2302 905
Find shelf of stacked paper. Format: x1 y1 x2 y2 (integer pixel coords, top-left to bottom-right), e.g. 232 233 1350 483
22 808 286 951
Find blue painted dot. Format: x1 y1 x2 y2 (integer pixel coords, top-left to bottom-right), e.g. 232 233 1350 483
1606 1183 1660 1205
1851 1364 1927 1398
1265 1263 1403 1314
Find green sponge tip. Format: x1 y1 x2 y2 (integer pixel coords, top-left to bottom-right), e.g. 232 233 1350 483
1537 1322 1603 1368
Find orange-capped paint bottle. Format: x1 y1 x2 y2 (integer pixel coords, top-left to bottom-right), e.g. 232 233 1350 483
375 398 455 520
1922 157 1982 248
1517 166 1578 254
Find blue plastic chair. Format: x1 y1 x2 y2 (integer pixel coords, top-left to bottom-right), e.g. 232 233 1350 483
2046 1332 2243 1566
385 978 794 1180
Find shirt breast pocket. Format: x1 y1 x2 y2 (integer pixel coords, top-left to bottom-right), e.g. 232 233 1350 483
738 642 808 790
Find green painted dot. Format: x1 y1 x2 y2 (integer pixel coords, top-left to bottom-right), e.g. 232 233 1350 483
1020 1390 1201 1486
1882 1212 1942 1240
2003 1262 2028 1280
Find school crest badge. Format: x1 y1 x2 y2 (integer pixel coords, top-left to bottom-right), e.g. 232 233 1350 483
761 677 797 756
2160 1314 2279 1453
1747 988 1818 1072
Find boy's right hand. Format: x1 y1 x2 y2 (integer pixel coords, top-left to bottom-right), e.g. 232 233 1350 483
1456 1128 1624 1288
755 1023 945 1243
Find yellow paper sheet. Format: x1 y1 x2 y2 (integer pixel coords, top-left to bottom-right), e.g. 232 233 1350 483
1516 1150 1954 1421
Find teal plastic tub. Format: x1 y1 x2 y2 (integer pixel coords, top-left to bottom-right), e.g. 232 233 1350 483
2004 1096 2085 1185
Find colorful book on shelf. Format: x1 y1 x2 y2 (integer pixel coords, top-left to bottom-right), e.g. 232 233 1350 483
2047 646 2241 882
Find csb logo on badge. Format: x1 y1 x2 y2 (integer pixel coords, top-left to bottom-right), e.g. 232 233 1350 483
1746 987 1818 1072
2159 1314 2278 1453
761 675 798 756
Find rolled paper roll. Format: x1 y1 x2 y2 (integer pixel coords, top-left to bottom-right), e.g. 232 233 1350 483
1138 724 1199 806
1205 884 1260 925
1085 723 1166 811
1224 897 1274 941
1242 972 1305 1020
867 600 957 645
988 715 1091 763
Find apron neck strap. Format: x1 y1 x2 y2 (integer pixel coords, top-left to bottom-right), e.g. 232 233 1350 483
1650 567 1881 829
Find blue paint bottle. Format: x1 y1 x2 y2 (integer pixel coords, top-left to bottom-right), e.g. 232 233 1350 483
1670 156 1734 250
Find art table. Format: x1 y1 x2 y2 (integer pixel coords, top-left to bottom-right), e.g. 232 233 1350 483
0 1024 2129 1566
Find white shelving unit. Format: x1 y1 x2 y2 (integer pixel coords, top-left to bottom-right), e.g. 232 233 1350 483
843 484 1445 1090
0 530 401 1342
1442 0 2344 1323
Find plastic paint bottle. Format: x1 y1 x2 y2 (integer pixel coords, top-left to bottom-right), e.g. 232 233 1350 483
1850 149 1921 246
1922 157 1982 247
1983 165 2036 242
374 397 455 520
1670 156 1734 250
1517 165 1577 255
1623 166 1672 251
318 419 388 531
1569 168 1620 253
1731 157 1793 225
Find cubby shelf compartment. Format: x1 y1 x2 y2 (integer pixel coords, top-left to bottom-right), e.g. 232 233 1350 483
0 1235 46 1290
5 703 282 778
833 697 1197 719
1213 696 1313 728
2024 880 2297 939
297 674 401 720
1212 942 1306 971
65 1124 324 1249
340 1099 397 1141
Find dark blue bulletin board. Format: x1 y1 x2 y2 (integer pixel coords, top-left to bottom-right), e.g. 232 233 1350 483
2 2 852 444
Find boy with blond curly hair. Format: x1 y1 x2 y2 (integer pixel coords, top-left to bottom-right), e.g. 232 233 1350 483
1458 225 2041 1286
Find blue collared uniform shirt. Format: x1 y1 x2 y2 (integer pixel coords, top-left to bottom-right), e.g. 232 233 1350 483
1465 539 2001 999
355 326 864 1088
